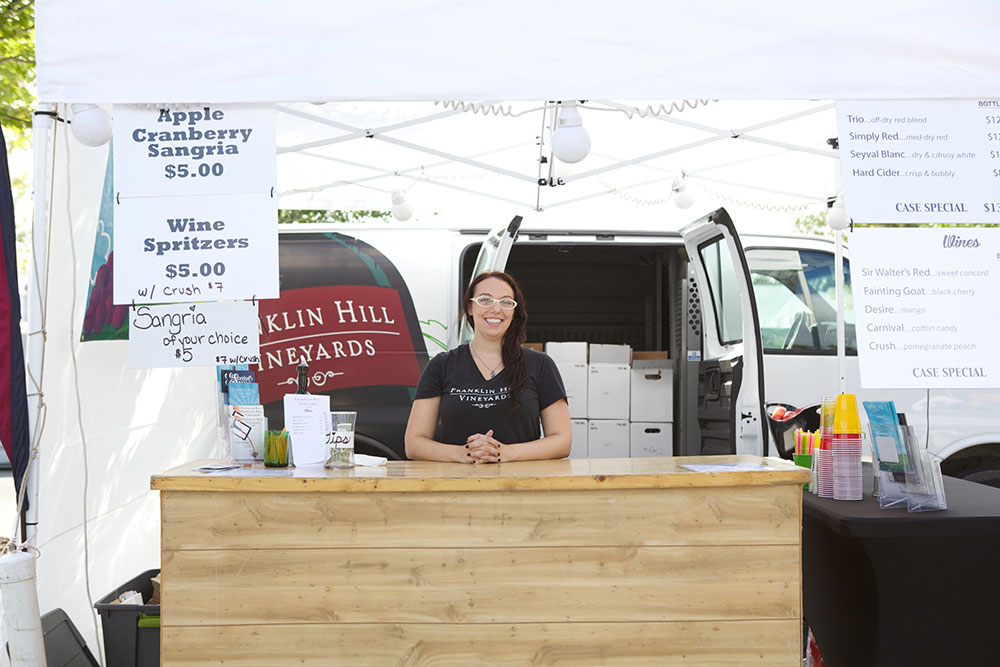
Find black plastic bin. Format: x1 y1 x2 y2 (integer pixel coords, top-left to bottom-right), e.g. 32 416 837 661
766 402 821 459
93 569 160 667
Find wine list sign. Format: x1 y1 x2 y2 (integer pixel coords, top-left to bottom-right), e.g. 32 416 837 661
112 105 278 305
851 227 1000 389
128 300 261 369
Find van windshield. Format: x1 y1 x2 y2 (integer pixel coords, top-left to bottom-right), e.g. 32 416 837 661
746 248 856 353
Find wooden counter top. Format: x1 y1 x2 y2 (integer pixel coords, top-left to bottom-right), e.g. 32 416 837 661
152 455 809 493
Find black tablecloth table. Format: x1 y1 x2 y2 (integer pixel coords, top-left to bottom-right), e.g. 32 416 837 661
802 465 1000 667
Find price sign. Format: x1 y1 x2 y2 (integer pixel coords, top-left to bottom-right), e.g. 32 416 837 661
837 99 1000 224
852 227 1000 389
113 105 275 197
113 192 277 304
128 300 261 369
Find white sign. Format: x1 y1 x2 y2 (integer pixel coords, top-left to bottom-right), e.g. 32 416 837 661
283 394 331 467
113 105 275 197
836 99 1000 224
852 227 1000 389
128 300 261 368
113 192 277 304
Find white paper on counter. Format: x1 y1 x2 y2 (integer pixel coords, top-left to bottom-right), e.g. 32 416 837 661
282 393 330 466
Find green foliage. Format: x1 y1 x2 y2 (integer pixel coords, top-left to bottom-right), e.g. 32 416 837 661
278 209 393 224
0 0 35 148
793 211 832 237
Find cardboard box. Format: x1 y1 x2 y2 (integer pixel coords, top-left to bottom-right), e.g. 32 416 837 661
630 356 673 422
555 361 588 418
589 343 632 364
630 422 673 457
524 342 544 352
570 419 588 458
588 420 629 458
587 364 630 419
545 341 588 363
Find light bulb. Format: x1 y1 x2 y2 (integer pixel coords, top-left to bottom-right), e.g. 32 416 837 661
550 102 591 163
71 104 112 147
391 190 413 221
827 194 848 230
672 178 695 210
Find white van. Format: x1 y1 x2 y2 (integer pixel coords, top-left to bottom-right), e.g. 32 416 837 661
262 209 1000 486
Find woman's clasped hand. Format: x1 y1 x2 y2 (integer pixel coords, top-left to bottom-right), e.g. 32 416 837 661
463 429 502 463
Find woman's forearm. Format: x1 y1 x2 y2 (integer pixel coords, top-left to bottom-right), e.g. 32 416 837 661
404 435 464 462
501 432 572 462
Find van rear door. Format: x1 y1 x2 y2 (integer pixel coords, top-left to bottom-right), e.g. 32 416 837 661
681 208 768 456
459 216 523 344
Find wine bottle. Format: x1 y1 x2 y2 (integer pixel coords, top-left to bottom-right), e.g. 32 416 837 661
295 361 310 394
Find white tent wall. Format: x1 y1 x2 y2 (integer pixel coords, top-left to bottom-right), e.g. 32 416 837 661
36 1 1000 103
29 118 216 653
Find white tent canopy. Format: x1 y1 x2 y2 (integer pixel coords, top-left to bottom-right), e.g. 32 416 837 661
37 0 1000 103
25 0 1000 658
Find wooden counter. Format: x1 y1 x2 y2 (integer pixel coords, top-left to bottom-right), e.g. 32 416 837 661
153 456 810 666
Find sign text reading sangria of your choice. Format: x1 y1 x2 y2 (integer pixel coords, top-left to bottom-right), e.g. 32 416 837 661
112 194 278 304
127 300 260 369
254 285 422 404
836 99 1000 224
851 227 1000 389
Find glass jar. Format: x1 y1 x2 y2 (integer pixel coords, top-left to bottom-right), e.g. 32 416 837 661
325 414 356 468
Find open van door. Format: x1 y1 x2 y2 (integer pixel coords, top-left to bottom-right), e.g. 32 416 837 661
458 215 522 344
681 208 768 456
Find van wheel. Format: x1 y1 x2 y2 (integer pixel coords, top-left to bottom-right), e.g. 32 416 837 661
954 466 1000 489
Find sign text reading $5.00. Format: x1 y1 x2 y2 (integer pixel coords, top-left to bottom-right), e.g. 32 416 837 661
166 262 226 279
164 162 225 180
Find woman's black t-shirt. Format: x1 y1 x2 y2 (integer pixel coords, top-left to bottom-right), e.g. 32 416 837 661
414 345 566 446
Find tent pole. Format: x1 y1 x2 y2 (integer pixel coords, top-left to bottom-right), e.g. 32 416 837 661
835 229 846 394
23 104 55 547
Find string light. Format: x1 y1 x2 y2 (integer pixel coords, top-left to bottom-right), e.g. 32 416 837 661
70 105 112 147
827 193 848 230
550 102 591 164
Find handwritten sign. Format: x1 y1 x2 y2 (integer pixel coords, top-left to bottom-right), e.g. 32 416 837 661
113 193 277 304
851 227 1000 389
128 300 261 368
113 105 275 197
837 99 1000 223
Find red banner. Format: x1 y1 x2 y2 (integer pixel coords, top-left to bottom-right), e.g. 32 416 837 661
256 285 421 403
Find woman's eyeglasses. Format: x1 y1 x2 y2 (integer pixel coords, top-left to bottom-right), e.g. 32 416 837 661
471 295 517 310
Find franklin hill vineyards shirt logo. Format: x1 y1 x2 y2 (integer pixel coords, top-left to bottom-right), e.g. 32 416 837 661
450 386 510 409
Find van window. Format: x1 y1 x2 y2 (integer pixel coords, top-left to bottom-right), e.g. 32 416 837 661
699 237 743 345
746 248 856 353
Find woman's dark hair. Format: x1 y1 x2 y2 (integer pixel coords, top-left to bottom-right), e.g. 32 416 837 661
463 271 527 415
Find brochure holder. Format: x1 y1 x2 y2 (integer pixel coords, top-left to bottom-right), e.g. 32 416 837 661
900 425 947 512
868 423 946 511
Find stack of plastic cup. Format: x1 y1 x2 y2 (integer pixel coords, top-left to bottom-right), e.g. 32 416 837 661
816 396 836 498
832 394 863 500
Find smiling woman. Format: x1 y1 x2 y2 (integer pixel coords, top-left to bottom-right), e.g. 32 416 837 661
404 271 572 463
